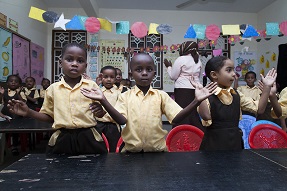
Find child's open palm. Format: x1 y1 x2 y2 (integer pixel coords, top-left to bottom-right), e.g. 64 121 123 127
260 68 277 87
190 79 217 102
81 88 104 101
7 99 29 117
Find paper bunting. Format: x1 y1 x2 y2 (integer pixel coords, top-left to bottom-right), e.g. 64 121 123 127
42 11 59 23
66 15 84 30
78 16 88 29
266 22 279 36
213 49 222 57
116 21 130 34
98 18 112 32
54 13 70 31
156 24 173 34
279 21 287 35
205 24 220 40
85 17 100 34
222 25 240 35
184 25 196 38
148 23 159 35
193 24 206 39
242 25 259 38
131 22 148 38
29 6 46 22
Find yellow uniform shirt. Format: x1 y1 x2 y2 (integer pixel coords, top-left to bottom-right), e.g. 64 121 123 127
271 87 287 118
237 85 261 101
40 77 99 129
201 87 259 126
23 87 40 99
7 88 27 101
115 84 129 93
115 85 182 152
39 88 46 98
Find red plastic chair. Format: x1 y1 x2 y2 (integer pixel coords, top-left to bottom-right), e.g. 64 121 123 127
116 137 123 153
101 133 110 152
248 124 287 149
166 125 204 152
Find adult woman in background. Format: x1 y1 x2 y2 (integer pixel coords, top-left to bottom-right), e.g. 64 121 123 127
164 41 204 131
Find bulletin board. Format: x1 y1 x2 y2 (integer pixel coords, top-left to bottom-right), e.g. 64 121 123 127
0 27 12 82
233 51 257 81
30 42 44 85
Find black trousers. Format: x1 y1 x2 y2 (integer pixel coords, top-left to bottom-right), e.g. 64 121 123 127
96 122 121 152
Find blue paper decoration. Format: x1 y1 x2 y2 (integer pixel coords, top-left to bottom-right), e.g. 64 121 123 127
66 15 84 30
266 22 279 36
156 24 173 34
116 21 130 34
242 25 259 38
193 24 206 39
42 11 59 23
78 16 88 30
184 25 196 38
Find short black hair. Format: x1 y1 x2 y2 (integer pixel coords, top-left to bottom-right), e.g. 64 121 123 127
25 76 36 82
100 65 117 76
244 71 256 79
130 53 155 69
62 42 87 58
205 56 229 81
6 74 22 84
41 78 50 84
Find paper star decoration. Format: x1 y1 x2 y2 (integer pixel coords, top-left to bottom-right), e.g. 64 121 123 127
54 13 71 31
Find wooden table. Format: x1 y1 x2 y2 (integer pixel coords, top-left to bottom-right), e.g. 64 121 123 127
0 149 286 190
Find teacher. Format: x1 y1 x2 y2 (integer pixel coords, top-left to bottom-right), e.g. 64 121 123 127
164 41 204 131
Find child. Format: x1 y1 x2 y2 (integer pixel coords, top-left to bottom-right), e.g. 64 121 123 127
0 75 26 155
81 53 217 153
234 71 262 117
7 42 107 155
197 56 276 151
37 78 51 109
96 65 121 152
115 68 129 93
22 77 39 111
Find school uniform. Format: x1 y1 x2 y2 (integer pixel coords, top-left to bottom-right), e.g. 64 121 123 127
37 88 46 108
271 87 287 118
116 84 129 93
96 85 121 152
114 85 182 152
200 87 259 151
23 87 39 111
40 77 107 155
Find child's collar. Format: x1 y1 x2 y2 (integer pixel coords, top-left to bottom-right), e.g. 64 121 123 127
214 87 235 95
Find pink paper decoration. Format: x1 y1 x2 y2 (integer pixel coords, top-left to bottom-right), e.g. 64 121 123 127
131 22 148 38
205 24 220 40
85 17 100 34
280 21 287 35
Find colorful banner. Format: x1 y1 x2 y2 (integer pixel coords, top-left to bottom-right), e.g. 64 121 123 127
234 51 257 81
30 42 44 85
0 27 12 82
12 34 30 82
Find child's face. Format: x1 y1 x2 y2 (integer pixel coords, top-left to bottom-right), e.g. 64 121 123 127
115 69 122 84
42 79 50 90
130 55 156 87
245 73 256 87
60 46 87 79
7 76 20 90
214 59 236 89
101 69 116 89
25 78 35 89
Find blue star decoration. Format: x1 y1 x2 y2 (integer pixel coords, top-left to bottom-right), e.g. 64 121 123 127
54 13 71 31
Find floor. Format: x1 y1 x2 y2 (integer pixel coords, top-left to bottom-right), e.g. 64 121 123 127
0 124 172 170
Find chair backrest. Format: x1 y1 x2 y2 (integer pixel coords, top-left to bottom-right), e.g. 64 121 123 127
248 124 287 149
166 125 204 152
250 120 281 129
101 133 110 153
116 137 123 153
239 115 257 149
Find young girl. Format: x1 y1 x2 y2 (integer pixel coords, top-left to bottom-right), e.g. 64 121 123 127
23 77 39 111
197 56 276 151
7 42 107 155
37 78 51 109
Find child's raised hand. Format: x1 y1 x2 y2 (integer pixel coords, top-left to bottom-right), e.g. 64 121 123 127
0 86 4 95
7 99 30 117
164 59 172 67
260 68 277 87
258 80 264 92
81 87 104 101
190 79 217 102
89 102 106 118
82 73 92 80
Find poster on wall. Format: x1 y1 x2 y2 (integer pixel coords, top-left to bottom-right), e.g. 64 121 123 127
30 42 44 85
12 34 30 82
0 27 12 82
233 51 257 81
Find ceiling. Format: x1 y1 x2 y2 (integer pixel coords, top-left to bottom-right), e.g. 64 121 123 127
43 0 277 15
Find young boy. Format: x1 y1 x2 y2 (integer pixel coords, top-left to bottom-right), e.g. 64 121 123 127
81 53 217 153
37 78 51 109
23 77 39 111
96 65 121 152
115 68 129 93
7 42 107 155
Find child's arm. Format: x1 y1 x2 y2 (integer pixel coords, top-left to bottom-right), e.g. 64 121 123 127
25 94 38 104
233 73 239 90
172 81 217 123
269 82 282 118
81 88 127 125
7 99 53 122
257 68 277 115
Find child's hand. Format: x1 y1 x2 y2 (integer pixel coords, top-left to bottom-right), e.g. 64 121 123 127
260 68 277 87
89 102 106 118
258 80 264 92
0 86 4 95
164 59 172 67
82 73 92 80
190 79 217 102
7 99 30 117
96 73 103 86
81 88 104 101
